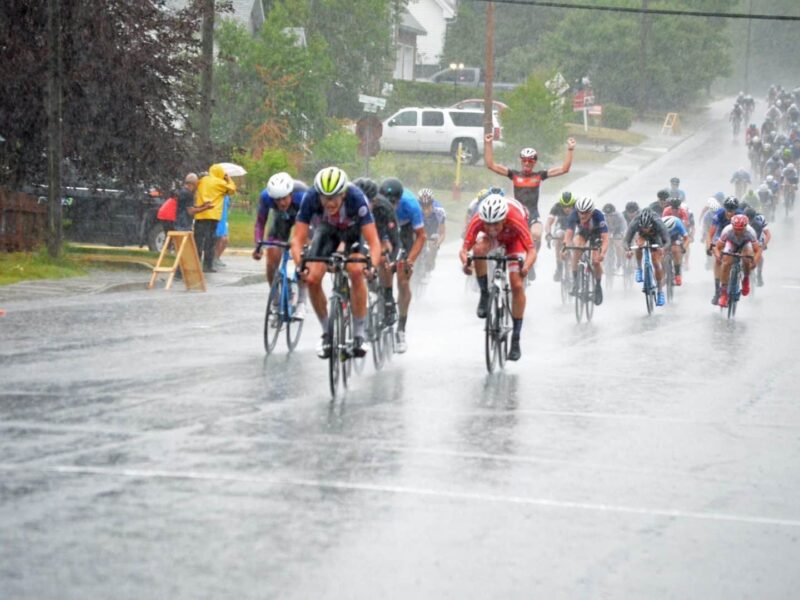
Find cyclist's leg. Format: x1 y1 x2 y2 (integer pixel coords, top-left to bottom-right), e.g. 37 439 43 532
719 243 734 286
306 225 337 330
473 234 492 317
265 245 282 286
506 247 526 360
741 243 755 277
671 241 683 278
652 248 665 288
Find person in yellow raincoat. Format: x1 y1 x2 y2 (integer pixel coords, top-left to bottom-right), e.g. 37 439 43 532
194 164 236 272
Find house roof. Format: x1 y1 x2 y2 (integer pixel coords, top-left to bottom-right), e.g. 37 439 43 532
433 0 457 19
400 11 427 36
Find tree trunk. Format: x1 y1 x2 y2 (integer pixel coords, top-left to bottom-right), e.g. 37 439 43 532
46 0 63 259
199 0 214 161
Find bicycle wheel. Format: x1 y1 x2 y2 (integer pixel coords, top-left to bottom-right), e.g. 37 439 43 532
605 246 615 292
497 289 510 368
285 279 304 352
264 278 283 354
574 266 584 323
644 264 654 315
560 259 571 305
367 292 384 371
485 288 499 373
623 256 634 291
341 302 354 387
584 267 595 322
664 257 674 304
328 298 342 398
727 264 740 319
382 325 395 362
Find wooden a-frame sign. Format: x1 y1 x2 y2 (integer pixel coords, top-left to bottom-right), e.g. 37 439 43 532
148 231 206 291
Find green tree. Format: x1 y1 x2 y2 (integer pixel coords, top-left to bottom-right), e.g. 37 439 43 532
497 73 567 163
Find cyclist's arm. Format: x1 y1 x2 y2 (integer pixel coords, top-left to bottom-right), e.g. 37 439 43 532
563 227 575 248
598 231 609 259
361 222 382 270
437 222 446 246
522 246 537 274
544 214 556 235
483 133 509 176
546 138 576 177
407 225 427 264
290 222 309 267
763 228 772 245
254 204 269 246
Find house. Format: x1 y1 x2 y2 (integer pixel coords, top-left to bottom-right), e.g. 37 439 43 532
164 0 264 34
406 0 457 70
394 11 427 81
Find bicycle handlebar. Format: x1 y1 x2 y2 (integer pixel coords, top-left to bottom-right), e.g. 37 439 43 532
628 243 661 250
722 251 755 260
302 253 370 270
257 240 289 250
467 255 523 266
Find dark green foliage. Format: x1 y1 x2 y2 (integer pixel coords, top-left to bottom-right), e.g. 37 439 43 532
602 104 635 130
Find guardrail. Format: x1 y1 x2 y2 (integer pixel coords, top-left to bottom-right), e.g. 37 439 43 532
0 188 47 252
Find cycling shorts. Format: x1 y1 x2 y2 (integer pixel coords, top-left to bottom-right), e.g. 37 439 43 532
723 240 753 255
308 222 366 258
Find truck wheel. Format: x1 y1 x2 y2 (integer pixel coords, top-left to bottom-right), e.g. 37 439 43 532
147 223 168 252
452 139 478 165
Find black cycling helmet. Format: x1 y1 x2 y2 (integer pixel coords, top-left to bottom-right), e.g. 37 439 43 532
723 195 740 211
379 177 403 204
638 208 656 228
657 189 670 201
602 203 616 214
624 201 639 213
353 177 378 201
669 197 682 209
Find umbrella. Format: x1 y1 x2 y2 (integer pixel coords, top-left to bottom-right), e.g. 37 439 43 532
219 162 247 177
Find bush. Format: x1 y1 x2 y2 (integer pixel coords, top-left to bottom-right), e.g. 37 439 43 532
233 148 295 209
602 103 634 130
302 126 360 180
383 80 477 114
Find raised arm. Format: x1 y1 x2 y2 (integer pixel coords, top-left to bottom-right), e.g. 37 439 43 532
484 132 510 177
547 138 577 177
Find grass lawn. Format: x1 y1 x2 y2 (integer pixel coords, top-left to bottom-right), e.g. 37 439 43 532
0 249 87 286
228 208 255 247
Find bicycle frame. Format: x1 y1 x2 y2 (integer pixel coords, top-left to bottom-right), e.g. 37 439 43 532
563 244 597 323
631 242 660 315
721 251 753 319
259 240 304 353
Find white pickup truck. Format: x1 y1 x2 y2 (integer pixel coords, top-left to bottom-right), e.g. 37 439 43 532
380 107 504 164
418 67 517 91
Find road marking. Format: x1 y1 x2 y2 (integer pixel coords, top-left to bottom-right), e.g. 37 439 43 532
781 285 800 290
2 463 799 529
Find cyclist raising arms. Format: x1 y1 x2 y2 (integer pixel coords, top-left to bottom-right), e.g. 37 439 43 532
713 215 761 308
378 178 426 353
624 208 670 307
461 194 536 361
544 191 576 281
291 167 382 359
563 197 609 305
484 132 577 277
253 172 309 319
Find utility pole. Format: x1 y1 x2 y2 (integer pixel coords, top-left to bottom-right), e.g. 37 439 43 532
199 0 214 161
637 0 650 116
46 0 63 259
483 2 495 136
744 0 753 93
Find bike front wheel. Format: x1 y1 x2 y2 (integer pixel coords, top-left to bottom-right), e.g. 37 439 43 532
285 279 304 352
328 299 342 398
584 268 595 322
367 293 384 371
497 289 510 368
341 302 354 386
264 278 283 354
485 289 499 373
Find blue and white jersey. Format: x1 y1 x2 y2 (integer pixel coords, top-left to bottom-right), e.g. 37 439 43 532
730 170 751 183
395 189 424 230
297 183 374 229
711 207 743 240
668 218 688 242
566 208 609 237
423 200 447 232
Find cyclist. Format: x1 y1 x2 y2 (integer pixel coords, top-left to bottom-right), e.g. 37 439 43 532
463 187 501 235
354 177 400 325
649 189 671 213
544 190 576 281
483 132 577 276
765 174 780 197
781 162 798 199
730 103 743 136
668 177 686 202
291 167 382 359
662 196 689 226
253 172 309 319
378 178 426 353
713 214 761 308
563 196 609 305
624 208 670 307
743 206 771 287
622 201 640 225
662 215 689 286
730 168 751 198
756 183 774 215
706 195 743 305
418 188 447 273
602 203 626 273
460 193 536 361
745 123 759 145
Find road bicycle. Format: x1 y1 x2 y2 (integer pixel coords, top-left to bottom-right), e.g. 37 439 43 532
663 247 675 304
364 250 397 372
632 241 660 315
563 243 598 323
622 251 635 291
412 234 438 299
468 253 519 373
260 241 303 354
721 251 753 319
547 236 572 305
303 252 369 398
783 181 796 219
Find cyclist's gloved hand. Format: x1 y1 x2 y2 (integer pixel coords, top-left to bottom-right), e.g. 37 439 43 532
252 247 262 260
706 245 713 256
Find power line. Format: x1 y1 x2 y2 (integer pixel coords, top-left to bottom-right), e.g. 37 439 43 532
469 0 800 21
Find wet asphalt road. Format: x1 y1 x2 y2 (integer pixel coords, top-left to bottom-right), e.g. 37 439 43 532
2 104 800 599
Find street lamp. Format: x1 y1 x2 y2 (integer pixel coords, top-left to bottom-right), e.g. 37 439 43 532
449 62 464 102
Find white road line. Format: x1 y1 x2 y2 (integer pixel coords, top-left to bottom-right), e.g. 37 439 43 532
1 463 799 529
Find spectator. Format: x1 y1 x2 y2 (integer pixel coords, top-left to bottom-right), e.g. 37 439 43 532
176 173 207 231
215 193 231 268
194 164 235 272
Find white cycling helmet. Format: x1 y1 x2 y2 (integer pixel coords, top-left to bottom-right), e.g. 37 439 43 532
766 175 774 183
314 166 348 196
663 215 679 231
478 193 509 223
706 197 720 210
519 147 538 160
787 163 795 169
267 172 293 198
575 196 594 213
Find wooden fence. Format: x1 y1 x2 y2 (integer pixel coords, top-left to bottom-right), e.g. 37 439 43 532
0 188 47 252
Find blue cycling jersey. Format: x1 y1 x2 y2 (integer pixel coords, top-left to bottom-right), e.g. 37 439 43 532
258 181 307 214
395 189 424 229
711 207 744 239
669 218 688 241
297 183 374 229
566 208 609 236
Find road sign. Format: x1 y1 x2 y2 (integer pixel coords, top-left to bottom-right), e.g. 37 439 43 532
588 105 603 117
546 72 569 96
358 94 386 109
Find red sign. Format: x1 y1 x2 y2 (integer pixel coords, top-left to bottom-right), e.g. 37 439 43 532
572 89 596 112
588 105 603 116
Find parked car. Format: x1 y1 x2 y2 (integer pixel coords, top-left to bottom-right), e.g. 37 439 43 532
380 107 504 164
450 99 509 113
418 67 517 91
27 184 173 252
